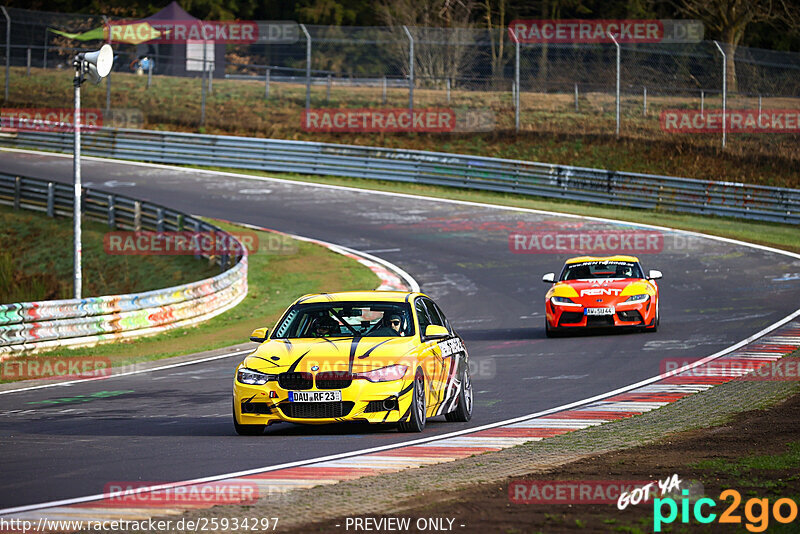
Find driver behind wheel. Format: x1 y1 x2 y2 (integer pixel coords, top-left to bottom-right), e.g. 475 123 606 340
366 311 405 337
311 315 338 337
387 313 404 336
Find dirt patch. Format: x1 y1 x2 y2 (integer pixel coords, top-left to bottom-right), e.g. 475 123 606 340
284 391 800 533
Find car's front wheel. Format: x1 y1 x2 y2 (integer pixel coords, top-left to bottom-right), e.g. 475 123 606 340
545 319 560 338
645 301 660 333
445 361 473 422
398 368 426 432
232 399 265 436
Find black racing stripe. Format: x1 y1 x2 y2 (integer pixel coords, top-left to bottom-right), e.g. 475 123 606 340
398 405 411 422
398 381 414 397
438 355 461 415
357 339 391 359
380 396 397 423
438 360 450 406
426 346 447 408
287 350 310 373
347 337 363 373
251 356 279 366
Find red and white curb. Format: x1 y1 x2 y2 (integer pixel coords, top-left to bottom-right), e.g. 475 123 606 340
2 318 798 528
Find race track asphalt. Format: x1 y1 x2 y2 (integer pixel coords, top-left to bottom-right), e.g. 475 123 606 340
1 150 798 509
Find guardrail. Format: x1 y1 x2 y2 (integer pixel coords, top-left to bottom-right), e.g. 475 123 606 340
0 173 248 355
1 127 798 224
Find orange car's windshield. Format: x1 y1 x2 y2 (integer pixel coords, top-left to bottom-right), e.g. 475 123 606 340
560 261 643 281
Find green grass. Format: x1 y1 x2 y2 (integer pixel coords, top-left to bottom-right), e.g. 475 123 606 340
0 204 217 302
1 219 379 378
693 442 800 474
196 167 800 254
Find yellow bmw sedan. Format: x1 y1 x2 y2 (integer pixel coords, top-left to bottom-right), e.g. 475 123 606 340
233 291 473 434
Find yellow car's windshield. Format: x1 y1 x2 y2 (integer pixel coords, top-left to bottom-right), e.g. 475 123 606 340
273 301 415 339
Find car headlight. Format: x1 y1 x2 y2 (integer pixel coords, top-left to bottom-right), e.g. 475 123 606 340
237 368 275 385
550 296 580 307
353 365 409 383
624 294 649 302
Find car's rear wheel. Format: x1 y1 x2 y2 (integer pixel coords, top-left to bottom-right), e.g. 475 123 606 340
233 399 265 436
445 361 473 422
398 368 426 432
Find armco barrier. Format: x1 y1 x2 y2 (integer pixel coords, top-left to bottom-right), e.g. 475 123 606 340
0 173 248 355
1 127 798 224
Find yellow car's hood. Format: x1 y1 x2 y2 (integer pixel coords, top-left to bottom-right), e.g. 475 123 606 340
244 337 419 373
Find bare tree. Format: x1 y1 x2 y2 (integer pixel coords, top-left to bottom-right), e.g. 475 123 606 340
676 0 798 92
529 0 587 89
378 0 477 88
483 0 507 84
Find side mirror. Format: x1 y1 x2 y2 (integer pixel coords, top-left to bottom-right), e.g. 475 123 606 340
542 273 555 283
648 270 663 280
249 328 268 343
424 325 449 339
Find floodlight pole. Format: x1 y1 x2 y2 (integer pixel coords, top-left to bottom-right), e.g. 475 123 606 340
1 7 10 102
71 45 113 299
713 40 727 149
402 26 414 111
200 40 207 125
608 31 620 138
73 58 83 299
299 24 311 112
102 16 111 112
509 27 520 132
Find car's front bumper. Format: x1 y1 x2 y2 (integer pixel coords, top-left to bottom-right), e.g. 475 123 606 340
233 376 415 426
546 300 654 329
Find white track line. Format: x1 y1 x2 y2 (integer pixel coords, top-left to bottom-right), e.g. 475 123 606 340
229 221 420 293
0 219 420 395
0 350 252 396
1 147 798 516
3 309 798 517
3 147 799 262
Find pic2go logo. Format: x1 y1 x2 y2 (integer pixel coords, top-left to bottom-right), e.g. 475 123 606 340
654 489 799 532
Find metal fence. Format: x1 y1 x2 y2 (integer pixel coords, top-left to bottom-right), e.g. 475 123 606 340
1 127 797 224
1 7 799 146
0 172 248 354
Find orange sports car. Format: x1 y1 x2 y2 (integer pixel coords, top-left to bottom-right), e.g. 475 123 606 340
542 255 661 336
